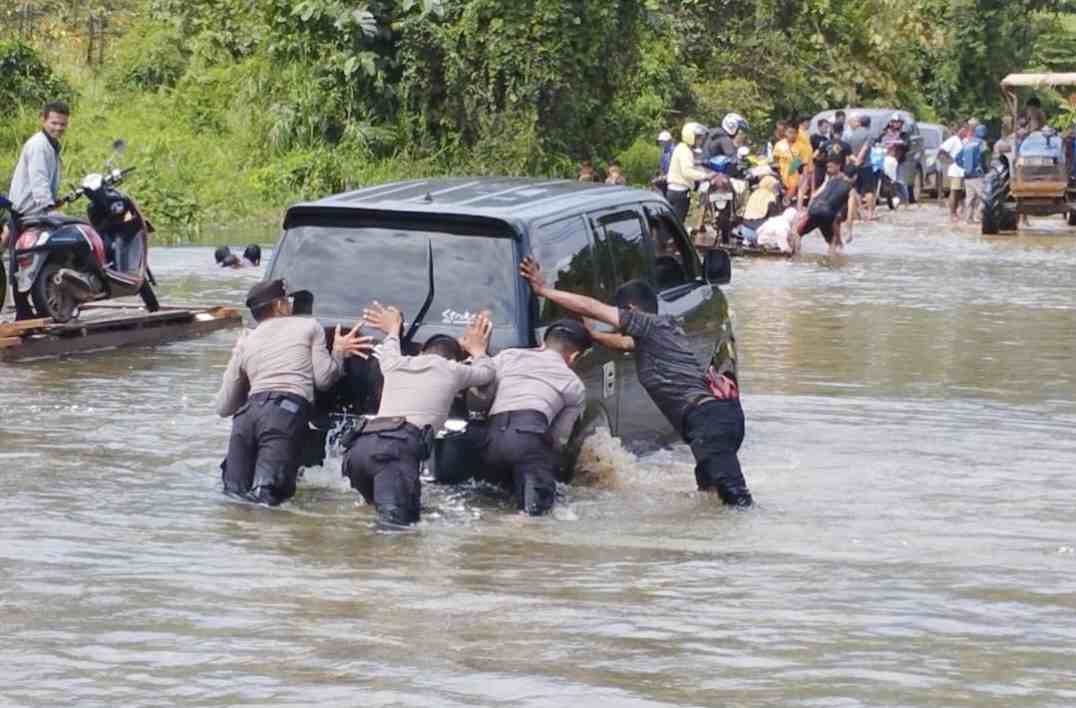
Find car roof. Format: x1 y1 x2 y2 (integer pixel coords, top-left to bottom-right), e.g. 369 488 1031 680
285 177 661 230
810 107 918 128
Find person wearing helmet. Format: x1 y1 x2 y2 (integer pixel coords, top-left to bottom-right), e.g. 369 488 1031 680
657 130 675 176
666 122 713 224
703 113 748 162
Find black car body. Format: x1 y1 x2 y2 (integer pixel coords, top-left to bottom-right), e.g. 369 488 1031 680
267 177 734 476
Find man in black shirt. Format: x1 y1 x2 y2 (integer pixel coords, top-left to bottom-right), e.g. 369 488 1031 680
518 257 753 507
812 118 853 191
798 154 858 256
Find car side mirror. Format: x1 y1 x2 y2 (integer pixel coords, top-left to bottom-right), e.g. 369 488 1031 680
703 248 731 285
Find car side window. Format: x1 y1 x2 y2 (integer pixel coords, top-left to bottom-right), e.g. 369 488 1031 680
593 210 652 286
643 204 696 291
530 215 597 325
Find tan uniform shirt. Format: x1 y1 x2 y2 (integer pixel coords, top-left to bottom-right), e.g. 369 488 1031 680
487 348 586 448
375 334 495 430
215 316 343 417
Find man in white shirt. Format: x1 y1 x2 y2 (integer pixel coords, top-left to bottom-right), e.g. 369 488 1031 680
939 129 967 224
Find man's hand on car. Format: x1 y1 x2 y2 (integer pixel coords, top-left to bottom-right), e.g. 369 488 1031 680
519 256 547 295
334 317 375 359
363 301 404 336
459 310 492 358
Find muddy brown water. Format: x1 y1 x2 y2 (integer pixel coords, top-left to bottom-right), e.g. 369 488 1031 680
2 206 1075 706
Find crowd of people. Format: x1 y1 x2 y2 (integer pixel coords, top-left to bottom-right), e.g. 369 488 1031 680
639 96 1073 254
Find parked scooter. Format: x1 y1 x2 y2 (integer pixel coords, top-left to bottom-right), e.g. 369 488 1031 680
2 140 159 322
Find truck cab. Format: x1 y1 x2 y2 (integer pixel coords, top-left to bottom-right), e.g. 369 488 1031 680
266 178 734 476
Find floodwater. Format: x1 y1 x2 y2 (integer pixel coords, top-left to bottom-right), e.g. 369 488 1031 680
2 206 1075 707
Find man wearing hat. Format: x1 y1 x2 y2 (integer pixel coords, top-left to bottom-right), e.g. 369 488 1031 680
343 301 496 525
215 279 372 505
476 318 591 516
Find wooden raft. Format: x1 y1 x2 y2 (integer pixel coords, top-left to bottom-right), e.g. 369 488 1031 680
0 303 242 362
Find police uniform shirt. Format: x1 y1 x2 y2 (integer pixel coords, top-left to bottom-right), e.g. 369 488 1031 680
487 347 586 448
619 309 714 435
215 316 343 416
375 334 495 430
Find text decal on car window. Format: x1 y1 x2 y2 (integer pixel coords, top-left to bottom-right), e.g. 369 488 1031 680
441 308 477 325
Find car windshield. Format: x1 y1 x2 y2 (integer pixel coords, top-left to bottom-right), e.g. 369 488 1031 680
1019 131 1062 159
270 222 519 327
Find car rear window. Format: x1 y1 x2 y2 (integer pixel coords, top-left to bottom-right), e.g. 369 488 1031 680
270 222 519 327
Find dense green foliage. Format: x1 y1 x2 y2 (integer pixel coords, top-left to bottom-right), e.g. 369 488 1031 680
1 0 1074 243
0 40 73 115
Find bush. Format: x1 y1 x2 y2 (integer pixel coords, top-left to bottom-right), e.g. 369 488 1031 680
106 19 189 91
616 136 661 186
0 40 74 116
691 78 774 146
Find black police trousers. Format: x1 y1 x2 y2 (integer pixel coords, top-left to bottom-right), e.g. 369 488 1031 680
222 391 310 506
343 422 425 526
682 397 753 507
480 410 557 516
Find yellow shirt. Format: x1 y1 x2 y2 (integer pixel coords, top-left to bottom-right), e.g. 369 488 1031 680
773 139 801 194
666 143 710 190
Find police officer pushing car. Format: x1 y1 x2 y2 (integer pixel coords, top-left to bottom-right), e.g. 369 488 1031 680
215 279 372 505
342 301 496 526
519 258 753 507
478 319 590 515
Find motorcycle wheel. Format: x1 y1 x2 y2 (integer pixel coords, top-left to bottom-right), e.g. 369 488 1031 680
31 261 78 323
139 282 160 312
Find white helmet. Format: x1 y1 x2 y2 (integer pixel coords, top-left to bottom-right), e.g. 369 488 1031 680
722 112 748 136
682 122 708 144
657 130 672 142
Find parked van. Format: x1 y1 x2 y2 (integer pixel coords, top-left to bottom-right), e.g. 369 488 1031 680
266 178 734 479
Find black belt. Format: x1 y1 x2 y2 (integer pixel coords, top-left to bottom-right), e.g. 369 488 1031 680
489 409 549 433
250 391 310 410
346 417 432 459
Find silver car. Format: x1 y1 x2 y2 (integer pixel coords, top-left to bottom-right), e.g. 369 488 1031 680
918 122 951 197
810 108 926 196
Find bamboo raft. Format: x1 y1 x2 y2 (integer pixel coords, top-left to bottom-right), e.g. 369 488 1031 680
0 302 242 362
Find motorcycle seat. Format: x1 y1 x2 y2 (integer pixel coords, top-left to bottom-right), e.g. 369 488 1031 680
18 214 89 230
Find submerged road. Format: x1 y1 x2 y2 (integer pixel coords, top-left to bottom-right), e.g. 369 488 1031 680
2 205 1075 706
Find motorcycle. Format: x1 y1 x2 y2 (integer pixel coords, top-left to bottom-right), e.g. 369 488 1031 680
696 147 755 245
2 141 159 323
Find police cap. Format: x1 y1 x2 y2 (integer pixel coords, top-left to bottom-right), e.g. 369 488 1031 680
245 279 288 311
545 318 593 351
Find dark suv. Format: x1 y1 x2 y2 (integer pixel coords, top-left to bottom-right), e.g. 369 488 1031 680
267 177 734 478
